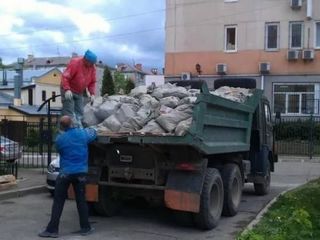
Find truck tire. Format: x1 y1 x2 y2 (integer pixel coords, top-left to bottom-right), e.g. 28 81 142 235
254 163 271 196
194 168 224 230
221 164 243 216
92 186 121 217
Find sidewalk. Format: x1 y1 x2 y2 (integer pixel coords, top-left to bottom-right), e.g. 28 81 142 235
0 168 47 200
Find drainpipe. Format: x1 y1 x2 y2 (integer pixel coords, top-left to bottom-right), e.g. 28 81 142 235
261 75 264 90
13 58 24 106
307 0 313 19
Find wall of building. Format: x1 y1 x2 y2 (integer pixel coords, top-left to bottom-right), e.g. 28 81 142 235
165 0 320 76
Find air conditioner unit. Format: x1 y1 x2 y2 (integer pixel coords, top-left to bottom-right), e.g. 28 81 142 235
302 49 315 60
216 64 227 75
291 0 302 9
181 72 191 80
287 50 299 60
259 62 271 74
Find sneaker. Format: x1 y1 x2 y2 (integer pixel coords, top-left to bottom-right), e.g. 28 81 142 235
38 230 59 238
76 227 95 236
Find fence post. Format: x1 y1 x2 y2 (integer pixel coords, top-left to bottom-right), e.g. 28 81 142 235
309 114 314 160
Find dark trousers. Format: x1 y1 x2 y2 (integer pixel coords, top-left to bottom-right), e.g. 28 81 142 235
46 173 90 233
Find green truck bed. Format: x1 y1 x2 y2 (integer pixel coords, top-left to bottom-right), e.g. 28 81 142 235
98 83 263 155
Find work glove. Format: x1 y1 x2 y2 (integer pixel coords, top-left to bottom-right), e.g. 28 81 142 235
65 90 73 100
90 94 95 105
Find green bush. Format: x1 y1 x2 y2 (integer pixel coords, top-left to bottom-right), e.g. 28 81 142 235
274 119 320 141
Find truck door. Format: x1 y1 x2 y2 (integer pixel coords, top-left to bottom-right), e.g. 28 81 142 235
262 101 273 149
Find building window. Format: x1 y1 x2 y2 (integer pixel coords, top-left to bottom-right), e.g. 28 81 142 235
273 84 316 115
52 91 56 102
42 90 46 101
265 22 279 51
225 25 237 52
316 22 320 48
289 22 303 49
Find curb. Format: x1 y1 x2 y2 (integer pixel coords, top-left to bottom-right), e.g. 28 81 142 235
239 186 298 236
0 185 47 201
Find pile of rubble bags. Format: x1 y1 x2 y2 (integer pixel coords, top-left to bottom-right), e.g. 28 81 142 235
83 83 253 136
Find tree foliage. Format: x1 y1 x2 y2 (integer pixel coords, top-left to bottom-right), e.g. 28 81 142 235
114 72 135 94
101 66 115 96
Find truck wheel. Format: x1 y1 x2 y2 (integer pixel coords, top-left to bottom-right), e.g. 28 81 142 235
92 186 121 217
194 168 224 230
221 164 243 216
254 163 271 196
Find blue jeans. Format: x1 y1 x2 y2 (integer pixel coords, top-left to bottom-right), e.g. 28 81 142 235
46 173 90 233
61 88 84 127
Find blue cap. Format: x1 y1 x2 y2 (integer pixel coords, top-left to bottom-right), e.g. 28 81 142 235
84 50 97 64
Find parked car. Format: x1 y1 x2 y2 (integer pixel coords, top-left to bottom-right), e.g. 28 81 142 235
47 156 60 195
0 136 22 162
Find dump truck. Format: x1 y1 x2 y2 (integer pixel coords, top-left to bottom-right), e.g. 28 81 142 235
82 79 277 230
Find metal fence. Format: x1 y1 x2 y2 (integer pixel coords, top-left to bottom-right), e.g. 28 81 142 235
0 116 59 175
274 115 320 158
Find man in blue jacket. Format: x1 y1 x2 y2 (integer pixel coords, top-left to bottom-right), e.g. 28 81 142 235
39 115 97 238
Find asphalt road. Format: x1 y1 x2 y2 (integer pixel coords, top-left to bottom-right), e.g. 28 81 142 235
1 161 320 240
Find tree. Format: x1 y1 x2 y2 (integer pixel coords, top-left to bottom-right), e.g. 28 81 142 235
125 79 135 94
101 66 115 96
114 72 128 94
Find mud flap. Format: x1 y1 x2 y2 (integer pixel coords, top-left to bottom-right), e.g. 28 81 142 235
164 160 207 213
68 184 99 202
68 167 100 202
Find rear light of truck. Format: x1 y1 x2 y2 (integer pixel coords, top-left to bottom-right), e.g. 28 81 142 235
175 162 198 171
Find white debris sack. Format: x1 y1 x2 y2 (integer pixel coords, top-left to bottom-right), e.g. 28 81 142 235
188 89 200 97
178 96 197 105
162 86 190 99
119 96 140 105
129 86 148 97
159 96 180 108
151 83 175 99
96 125 112 134
139 94 159 108
120 106 159 131
95 100 121 121
83 104 100 126
115 103 139 123
100 115 122 132
212 86 252 103
138 120 166 134
91 96 104 108
175 104 194 115
159 105 173 114
175 118 193 136
156 110 192 133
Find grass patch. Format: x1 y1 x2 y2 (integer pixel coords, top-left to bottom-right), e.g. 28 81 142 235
237 178 320 240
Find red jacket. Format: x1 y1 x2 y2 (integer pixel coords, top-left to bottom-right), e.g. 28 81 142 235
61 57 96 95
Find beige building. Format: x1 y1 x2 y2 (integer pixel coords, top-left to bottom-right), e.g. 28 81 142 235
165 0 320 116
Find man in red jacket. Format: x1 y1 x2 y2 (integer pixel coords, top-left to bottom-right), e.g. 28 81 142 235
61 50 97 127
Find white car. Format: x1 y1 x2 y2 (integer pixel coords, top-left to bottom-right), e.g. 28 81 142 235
46 156 60 195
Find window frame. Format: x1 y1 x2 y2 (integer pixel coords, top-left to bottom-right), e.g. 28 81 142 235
273 83 316 116
224 25 238 53
41 90 46 102
52 91 56 102
265 22 280 51
315 21 320 49
289 21 304 49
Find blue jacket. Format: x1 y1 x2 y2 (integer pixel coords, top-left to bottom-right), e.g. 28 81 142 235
55 127 97 174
